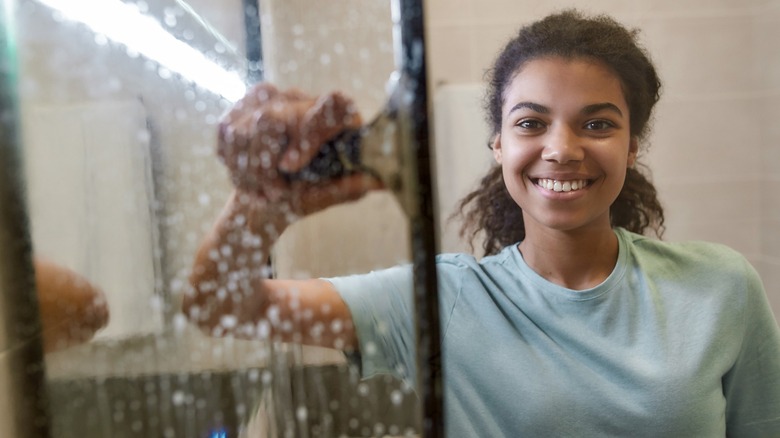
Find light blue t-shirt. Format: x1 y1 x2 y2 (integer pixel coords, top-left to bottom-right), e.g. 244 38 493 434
329 228 780 437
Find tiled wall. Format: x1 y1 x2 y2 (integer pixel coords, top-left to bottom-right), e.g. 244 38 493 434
758 2 780 318
426 0 780 319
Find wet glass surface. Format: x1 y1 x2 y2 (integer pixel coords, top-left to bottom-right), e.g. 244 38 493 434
7 0 421 436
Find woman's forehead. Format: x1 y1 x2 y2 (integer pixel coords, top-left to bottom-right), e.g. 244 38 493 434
503 57 628 112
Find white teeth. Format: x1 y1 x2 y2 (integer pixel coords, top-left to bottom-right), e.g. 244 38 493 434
536 178 589 193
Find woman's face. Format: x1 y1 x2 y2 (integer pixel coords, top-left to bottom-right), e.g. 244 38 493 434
492 57 637 236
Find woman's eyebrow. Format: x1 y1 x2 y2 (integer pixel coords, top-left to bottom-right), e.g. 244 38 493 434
507 102 624 117
507 101 549 115
581 102 624 116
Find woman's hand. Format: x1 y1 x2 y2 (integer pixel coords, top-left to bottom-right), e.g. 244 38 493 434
217 83 382 219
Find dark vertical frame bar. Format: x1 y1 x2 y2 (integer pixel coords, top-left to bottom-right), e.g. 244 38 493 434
0 1 51 436
396 1 444 436
242 0 263 83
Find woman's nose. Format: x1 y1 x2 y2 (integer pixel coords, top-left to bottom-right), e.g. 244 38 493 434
540 125 585 163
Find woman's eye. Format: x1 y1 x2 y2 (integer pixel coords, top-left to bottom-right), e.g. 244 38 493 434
584 120 615 130
517 120 544 129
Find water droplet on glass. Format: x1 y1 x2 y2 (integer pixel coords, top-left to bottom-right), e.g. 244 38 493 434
173 313 187 333
390 390 403 405
158 67 172 80
198 193 211 206
296 406 308 421
219 315 238 329
172 390 186 406
149 295 163 311
330 319 343 334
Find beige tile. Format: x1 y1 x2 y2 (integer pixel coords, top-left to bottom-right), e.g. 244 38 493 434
668 219 762 260
643 97 762 181
467 0 638 24
656 180 762 254
753 259 780 321
753 13 780 91
263 24 395 114
657 179 762 223
761 180 780 221
275 192 410 278
427 25 476 86
426 0 475 25
761 97 780 178
762 219 780 257
469 23 526 82
639 15 757 97
262 0 391 31
661 217 762 259
178 0 245 50
635 0 761 16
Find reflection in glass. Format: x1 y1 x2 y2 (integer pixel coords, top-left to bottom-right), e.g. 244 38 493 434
15 0 418 436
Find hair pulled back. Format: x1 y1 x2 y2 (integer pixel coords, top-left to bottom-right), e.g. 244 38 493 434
457 9 665 255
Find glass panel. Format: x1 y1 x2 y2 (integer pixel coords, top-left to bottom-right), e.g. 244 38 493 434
12 0 425 436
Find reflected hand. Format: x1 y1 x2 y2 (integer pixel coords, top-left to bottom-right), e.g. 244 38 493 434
217 83 382 218
35 258 110 353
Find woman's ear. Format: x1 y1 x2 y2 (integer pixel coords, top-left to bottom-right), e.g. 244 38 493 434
491 135 502 164
627 136 638 167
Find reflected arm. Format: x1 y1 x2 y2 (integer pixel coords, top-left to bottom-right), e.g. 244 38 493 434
34 258 110 353
183 189 358 351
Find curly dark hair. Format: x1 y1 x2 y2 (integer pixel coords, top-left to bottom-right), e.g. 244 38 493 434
456 9 665 255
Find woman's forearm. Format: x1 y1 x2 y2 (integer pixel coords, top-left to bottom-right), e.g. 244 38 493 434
184 190 290 338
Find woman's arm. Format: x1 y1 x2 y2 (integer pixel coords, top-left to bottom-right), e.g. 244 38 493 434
183 83 381 351
183 190 361 350
34 258 110 353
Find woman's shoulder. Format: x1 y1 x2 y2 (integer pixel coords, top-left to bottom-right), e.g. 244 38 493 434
435 245 516 272
616 228 761 293
618 227 749 267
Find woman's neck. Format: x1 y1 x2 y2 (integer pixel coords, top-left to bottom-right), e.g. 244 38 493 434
518 224 619 291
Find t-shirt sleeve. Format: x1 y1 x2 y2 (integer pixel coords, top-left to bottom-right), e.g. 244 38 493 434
325 265 416 384
722 258 780 437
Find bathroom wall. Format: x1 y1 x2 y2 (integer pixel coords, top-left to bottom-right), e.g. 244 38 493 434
425 0 780 319
758 2 780 319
